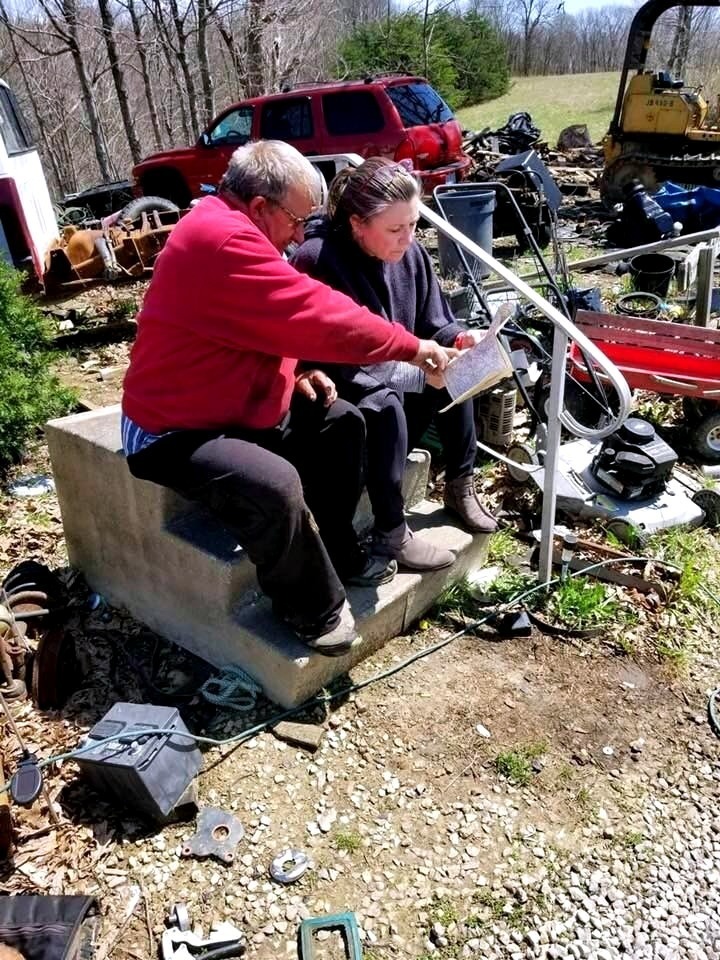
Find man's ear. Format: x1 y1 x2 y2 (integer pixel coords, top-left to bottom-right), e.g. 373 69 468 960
247 195 269 221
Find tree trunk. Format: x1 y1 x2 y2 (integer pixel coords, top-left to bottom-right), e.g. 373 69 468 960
668 6 693 77
151 0 193 143
167 0 200 133
62 0 113 180
98 0 142 164
196 0 215 125
217 19 243 95
127 0 163 151
246 0 264 97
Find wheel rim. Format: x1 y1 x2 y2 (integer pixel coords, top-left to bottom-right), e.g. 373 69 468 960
706 424 720 453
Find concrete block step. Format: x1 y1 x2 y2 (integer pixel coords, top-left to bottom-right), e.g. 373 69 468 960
47 406 490 709
224 499 489 707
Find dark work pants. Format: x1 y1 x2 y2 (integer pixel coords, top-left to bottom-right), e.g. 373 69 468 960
126 396 367 633
404 386 477 482
357 392 408 533
352 386 478 535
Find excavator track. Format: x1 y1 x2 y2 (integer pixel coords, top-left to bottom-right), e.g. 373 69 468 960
601 150 720 205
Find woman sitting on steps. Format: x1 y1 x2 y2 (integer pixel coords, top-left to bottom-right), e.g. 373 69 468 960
291 157 497 573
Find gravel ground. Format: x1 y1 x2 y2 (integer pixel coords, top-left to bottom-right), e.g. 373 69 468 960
42 615 717 960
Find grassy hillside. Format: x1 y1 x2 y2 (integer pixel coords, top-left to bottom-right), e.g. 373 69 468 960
456 72 620 146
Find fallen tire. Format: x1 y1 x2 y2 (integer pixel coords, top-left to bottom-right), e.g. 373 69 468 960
117 195 179 223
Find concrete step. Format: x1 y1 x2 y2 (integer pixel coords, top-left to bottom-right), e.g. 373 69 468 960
227 499 490 707
46 406 490 708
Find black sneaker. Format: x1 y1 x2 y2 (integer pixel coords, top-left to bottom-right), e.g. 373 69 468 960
344 555 397 588
293 601 360 657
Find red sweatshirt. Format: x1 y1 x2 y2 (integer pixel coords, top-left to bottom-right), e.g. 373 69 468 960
122 195 420 432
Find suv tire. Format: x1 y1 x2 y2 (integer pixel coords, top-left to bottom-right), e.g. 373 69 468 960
139 169 191 209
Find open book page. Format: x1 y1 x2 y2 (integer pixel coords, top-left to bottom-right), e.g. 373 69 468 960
439 306 514 413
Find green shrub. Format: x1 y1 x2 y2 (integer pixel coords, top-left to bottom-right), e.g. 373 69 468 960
0 262 75 471
338 11 509 109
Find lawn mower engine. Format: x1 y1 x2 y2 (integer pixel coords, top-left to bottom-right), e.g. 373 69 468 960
590 418 677 501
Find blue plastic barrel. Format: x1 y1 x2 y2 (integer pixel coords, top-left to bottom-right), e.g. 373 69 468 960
436 188 496 279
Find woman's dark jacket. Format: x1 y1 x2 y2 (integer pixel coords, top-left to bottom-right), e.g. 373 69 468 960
290 215 464 409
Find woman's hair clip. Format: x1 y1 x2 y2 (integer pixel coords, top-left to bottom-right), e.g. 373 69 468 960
396 159 415 173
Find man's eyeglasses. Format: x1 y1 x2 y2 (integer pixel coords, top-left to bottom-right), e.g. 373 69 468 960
275 201 315 229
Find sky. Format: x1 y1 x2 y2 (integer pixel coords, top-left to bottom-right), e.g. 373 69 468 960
560 0 632 13
398 0 636 17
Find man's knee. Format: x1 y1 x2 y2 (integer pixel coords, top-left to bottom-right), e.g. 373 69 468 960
260 458 305 517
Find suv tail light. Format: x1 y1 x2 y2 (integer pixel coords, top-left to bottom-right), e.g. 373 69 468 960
394 136 417 165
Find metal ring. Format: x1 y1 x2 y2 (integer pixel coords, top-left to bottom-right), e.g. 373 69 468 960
615 292 663 318
269 848 310 884
168 903 190 932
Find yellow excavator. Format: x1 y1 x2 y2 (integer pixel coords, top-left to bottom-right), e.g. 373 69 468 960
600 0 720 204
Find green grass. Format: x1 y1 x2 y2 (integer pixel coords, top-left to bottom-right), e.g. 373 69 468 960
546 576 630 630
434 575 477 616
485 568 536 605
620 830 644 849
457 72 619 146
496 740 547 786
333 830 362 854
487 528 519 564
429 895 459 926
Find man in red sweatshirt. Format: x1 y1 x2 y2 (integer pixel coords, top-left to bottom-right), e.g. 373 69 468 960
122 140 454 657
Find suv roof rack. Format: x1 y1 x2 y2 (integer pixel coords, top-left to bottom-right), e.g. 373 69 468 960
281 78 358 92
280 73 419 93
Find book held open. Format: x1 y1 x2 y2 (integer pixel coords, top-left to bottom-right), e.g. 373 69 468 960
440 306 514 412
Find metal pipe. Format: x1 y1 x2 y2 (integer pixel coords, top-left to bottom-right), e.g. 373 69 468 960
417 200 633 440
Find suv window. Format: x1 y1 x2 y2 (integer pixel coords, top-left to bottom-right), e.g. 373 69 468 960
386 82 453 127
322 91 384 136
207 107 253 146
260 98 313 140
0 86 32 155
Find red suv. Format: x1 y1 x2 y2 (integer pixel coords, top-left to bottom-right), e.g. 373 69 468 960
132 76 471 206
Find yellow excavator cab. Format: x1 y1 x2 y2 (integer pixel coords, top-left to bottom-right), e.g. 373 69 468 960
600 0 720 205
620 72 707 136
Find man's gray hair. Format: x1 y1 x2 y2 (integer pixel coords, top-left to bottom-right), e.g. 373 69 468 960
219 140 322 205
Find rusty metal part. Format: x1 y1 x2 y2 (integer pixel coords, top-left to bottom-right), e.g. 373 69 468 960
44 208 181 292
0 602 28 689
181 807 244 865
2 561 66 617
0 758 13 858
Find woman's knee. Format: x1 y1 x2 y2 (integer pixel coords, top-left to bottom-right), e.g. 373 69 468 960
328 398 367 442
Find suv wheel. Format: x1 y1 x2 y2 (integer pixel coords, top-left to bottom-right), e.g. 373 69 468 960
140 169 191 209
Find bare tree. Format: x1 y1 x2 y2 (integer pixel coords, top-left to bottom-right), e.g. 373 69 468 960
125 0 163 150
97 0 142 163
32 0 113 180
513 0 562 75
196 0 215 124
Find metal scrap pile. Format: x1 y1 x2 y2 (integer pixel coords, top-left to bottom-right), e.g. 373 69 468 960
43 198 181 295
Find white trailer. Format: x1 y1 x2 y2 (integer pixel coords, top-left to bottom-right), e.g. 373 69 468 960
0 79 57 282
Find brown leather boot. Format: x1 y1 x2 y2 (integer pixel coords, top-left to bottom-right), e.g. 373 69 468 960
372 522 455 571
444 475 498 533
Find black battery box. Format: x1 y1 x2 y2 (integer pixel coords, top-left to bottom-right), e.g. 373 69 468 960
76 702 202 822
